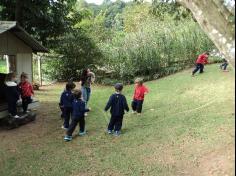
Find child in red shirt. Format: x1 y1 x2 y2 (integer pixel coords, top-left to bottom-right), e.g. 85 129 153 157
19 72 34 113
132 78 149 115
192 51 209 76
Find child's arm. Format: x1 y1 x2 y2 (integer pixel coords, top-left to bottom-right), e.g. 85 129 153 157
104 95 113 111
59 93 64 107
144 86 149 95
80 102 90 113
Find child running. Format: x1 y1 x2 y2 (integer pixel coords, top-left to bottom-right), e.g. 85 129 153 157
5 73 20 118
59 82 75 130
64 90 90 141
19 72 34 113
105 83 129 136
192 51 209 76
132 78 149 115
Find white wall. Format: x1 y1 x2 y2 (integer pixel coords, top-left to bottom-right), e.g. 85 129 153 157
16 53 33 82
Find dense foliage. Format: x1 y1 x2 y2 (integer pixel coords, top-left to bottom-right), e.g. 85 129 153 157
0 0 217 83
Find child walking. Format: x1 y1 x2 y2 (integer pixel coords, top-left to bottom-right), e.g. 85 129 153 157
104 83 129 136
132 78 149 115
64 90 90 141
59 82 75 130
19 72 34 113
5 73 20 118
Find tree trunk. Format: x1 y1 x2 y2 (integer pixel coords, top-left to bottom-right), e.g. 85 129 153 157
177 0 235 67
15 0 23 25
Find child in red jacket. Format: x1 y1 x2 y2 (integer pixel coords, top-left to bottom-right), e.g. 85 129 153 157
19 72 34 113
132 78 149 115
192 51 209 76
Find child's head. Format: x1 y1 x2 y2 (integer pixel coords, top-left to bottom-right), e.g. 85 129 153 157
73 89 82 100
66 82 76 91
205 51 210 56
114 83 123 92
135 78 143 86
82 68 89 77
20 72 28 82
5 72 17 82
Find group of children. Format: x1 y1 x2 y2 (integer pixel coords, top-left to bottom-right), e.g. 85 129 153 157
60 78 149 141
4 72 34 118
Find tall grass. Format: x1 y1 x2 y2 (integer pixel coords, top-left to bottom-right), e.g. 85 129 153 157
99 19 215 82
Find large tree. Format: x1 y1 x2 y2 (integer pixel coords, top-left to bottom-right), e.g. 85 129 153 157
0 0 77 48
176 0 235 66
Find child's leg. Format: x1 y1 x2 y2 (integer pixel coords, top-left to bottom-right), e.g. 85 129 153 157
223 63 228 70
22 98 27 112
8 101 17 116
131 100 137 112
22 97 32 112
136 100 144 113
192 64 201 75
199 64 204 73
63 107 71 128
114 116 123 132
79 117 85 133
67 118 79 136
82 87 88 108
108 116 116 131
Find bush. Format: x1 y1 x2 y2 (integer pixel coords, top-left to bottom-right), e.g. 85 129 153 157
99 19 215 81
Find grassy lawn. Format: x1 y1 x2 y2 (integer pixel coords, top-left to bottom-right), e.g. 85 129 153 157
0 60 7 73
0 64 234 176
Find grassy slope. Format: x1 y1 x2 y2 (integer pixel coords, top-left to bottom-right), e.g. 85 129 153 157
0 64 234 176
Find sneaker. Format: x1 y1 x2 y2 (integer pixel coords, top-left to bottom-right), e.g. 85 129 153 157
64 135 72 141
61 126 68 130
79 131 86 136
14 115 20 118
132 111 137 114
107 130 112 134
113 131 121 136
84 113 88 116
137 113 141 116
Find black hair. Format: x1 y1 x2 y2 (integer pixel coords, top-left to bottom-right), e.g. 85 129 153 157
66 82 76 91
73 89 82 99
114 83 123 92
5 72 16 82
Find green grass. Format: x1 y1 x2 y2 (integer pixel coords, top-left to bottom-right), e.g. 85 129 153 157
0 64 234 176
0 60 7 73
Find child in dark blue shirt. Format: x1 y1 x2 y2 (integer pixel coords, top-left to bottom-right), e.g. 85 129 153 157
64 89 90 141
5 73 20 118
59 82 75 129
105 83 129 136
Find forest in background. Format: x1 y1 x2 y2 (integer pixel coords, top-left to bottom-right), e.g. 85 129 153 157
0 0 219 84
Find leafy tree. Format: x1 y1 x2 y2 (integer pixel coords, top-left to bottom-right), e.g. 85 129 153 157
44 29 102 80
0 0 77 48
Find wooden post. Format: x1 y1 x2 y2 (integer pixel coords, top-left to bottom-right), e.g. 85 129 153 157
37 55 42 86
5 55 9 73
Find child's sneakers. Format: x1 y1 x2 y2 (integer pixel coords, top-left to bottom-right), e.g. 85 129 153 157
61 126 68 130
64 135 72 141
113 131 121 136
107 130 112 134
78 131 86 136
13 115 20 119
